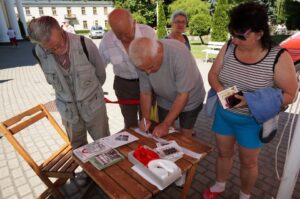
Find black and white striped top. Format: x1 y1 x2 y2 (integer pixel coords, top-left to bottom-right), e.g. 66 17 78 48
219 44 284 116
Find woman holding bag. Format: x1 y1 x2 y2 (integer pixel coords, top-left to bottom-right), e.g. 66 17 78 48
203 2 298 199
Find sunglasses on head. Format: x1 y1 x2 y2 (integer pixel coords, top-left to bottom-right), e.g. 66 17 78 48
230 29 251 41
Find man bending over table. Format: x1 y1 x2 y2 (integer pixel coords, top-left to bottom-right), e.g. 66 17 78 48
128 37 206 137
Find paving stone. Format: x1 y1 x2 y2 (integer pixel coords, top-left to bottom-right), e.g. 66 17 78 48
6 194 19 199
14 176 27 187
11 168 24 179
17 184 31 197
2 186 15 198
0 177 13 189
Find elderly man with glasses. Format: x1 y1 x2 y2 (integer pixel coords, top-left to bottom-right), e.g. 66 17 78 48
28 16 109 150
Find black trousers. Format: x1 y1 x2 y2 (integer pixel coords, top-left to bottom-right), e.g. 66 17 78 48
113 76 141 128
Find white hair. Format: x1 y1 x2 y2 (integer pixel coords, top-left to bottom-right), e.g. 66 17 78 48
128 37 159 67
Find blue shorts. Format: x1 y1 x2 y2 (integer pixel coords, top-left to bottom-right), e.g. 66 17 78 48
212 104 263 149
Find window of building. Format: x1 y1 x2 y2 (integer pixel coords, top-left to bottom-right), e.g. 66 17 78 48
52 7 57 16
93 7 97 15
104 7 108 15
39 7 44 15
67 7 72 16
81 7 86 15
83 21 88 29
105 20 109 29
95 20 98 26
25 7 30 16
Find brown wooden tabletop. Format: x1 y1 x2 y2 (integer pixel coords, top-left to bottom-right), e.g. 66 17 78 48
72 128 212 199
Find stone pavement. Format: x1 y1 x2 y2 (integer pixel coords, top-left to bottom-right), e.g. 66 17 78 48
0 41 300 199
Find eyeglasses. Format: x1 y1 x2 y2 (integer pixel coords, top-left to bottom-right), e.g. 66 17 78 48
230 29 251 41
174 20 187 25
42 30 66 53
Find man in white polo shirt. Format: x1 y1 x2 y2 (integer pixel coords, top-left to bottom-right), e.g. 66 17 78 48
99 8 156 129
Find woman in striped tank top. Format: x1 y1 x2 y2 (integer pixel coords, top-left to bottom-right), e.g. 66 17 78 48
203 2 298 199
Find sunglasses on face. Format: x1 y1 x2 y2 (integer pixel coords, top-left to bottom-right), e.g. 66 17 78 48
230 29 251 41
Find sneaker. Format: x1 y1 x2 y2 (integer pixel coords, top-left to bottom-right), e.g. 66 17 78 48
75 171 90 186
202 188 221 199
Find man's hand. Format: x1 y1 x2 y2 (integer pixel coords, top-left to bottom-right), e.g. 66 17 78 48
153 122 169 137
139 118 151 133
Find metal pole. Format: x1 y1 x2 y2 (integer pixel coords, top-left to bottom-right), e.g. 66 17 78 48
276 113 300 199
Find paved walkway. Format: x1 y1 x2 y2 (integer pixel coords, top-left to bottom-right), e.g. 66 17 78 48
0 41 300 199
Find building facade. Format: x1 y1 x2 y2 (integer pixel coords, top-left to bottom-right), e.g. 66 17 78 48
0 0 114 43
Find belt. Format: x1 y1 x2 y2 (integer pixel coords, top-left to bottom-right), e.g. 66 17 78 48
115 75 139 82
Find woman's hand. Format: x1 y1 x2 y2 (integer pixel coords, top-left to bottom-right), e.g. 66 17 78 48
233 94 247 108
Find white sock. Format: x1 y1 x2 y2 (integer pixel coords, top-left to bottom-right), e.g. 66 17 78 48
210 181 226 193
239 191 250 199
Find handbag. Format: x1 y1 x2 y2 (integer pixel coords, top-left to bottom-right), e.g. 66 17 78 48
150 102 159 122
203 89 218 118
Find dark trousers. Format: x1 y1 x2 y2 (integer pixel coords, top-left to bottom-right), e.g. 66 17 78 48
113 76 141 128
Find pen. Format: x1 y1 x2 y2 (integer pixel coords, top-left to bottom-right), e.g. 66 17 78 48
143 118 148 134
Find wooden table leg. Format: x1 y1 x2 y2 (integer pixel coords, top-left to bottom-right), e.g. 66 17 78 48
180 164 198 199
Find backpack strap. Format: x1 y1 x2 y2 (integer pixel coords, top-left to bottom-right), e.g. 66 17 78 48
80 35 89 61
32 46 41 65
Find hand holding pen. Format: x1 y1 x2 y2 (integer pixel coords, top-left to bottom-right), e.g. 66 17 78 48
139 118 151 134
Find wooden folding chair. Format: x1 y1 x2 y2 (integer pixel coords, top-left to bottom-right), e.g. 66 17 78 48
0 104 78 199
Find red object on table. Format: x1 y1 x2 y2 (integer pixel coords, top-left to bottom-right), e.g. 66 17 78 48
133 145 159 167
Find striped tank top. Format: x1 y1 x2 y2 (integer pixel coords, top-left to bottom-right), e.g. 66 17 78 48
219 44 284 116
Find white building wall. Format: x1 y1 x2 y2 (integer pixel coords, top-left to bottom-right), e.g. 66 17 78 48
20 3 113 31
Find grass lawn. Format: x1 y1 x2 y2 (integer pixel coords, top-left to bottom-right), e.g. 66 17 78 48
190 40 219 61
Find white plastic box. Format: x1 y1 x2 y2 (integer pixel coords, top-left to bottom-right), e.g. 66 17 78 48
128 149 182 189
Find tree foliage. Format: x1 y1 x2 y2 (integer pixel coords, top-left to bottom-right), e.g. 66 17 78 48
169 0 210 22
114 0 156 26
189 13 211 44
211 0 229 42
284 0 300 30
157 0 167 39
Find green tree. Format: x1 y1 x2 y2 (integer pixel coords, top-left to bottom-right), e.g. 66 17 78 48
114 0 156 26
285 0 300 30
157 0 167 38
189 13 211 44
276 0 285 23
169 0 210 22
132 12 147 24
211 0 229 42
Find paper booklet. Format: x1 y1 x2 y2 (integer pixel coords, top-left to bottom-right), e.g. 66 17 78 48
73 140 111 163
73 131 138 163
89 148 124 170
217 86 239 109
100 131 139 148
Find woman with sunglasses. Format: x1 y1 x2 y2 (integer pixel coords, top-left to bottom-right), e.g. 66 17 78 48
166 10 191 50
204 2 298 199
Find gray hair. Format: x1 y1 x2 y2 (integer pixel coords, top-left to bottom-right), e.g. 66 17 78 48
171 10 188 23
28 16 61 44
129 37 159 67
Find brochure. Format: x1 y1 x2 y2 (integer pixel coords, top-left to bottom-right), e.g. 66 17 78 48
73 131 138 163
154 141 184 162
100 131 139 148
73 140 111 163
89 148 124 170
217 86 239 109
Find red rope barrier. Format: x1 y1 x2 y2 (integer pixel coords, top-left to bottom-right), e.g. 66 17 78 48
104 98 140 105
